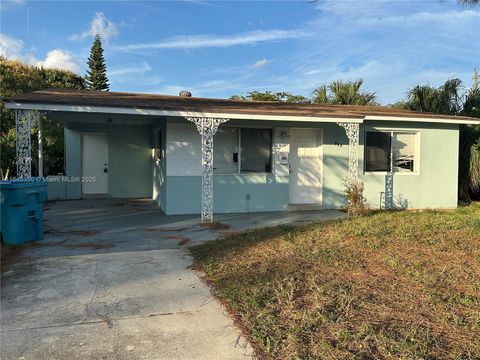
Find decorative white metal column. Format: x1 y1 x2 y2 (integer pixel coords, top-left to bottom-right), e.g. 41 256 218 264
186 117 229 223
15 109 43 179
337 122 360 182
38 114 44 178
384 145 394 209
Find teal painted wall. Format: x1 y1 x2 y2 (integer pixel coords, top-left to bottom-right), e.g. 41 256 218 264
46 176 66 200
358 121 459 209
64 123 153 198
165 175 289 215
58 113 459 212
163 120 460 215
322 123 350 209
65 128 82 199
307 121 460 210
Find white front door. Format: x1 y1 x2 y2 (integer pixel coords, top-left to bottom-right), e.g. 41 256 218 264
81 134 108 195
289 129 322 205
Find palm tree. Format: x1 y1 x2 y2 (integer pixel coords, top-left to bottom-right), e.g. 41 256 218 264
312 79 377 105
405 78 462 114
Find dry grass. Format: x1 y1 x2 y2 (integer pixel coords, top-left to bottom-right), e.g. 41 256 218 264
191 204 480 359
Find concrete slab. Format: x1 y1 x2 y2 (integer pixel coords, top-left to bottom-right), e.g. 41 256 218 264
1 199 344 359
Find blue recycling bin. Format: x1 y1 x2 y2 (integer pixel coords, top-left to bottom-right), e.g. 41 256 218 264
0 179 47 245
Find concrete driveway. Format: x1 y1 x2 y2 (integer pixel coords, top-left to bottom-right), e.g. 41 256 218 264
1 199 344 360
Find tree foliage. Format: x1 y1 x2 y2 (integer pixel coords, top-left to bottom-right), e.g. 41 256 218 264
85 34 109 91
312 79 378 105
0 57 85 178
403 78 463 114
230 91 308 102
400 78 480 201
458 0 479 5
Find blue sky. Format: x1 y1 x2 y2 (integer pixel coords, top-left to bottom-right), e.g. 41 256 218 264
1 0 479 104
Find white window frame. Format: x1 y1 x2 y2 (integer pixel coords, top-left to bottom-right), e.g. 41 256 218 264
213 125 274 175
363 129 420 176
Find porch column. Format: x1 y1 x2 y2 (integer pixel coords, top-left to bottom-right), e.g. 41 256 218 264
15 109 43 179
337 122 360 182
186 117 229 223
38 114 43 178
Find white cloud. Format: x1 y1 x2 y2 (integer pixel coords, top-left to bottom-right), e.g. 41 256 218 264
114 29 308 51
36 49 80 72
0 33 24 59
69 12 119 42
357 9 480 26
108 62 152 77
0 33 80 73
253 58 270 69
107 62 160 86
0 0 25 11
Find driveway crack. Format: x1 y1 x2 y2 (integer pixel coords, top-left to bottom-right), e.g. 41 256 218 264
85 258 100 321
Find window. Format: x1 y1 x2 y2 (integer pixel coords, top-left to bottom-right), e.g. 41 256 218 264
213 127 272 174
241 128 272 172
365 131 417 173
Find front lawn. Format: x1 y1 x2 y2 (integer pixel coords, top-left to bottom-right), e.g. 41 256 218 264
191 204 480 359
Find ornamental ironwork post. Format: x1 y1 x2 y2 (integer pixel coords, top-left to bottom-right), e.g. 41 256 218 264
186 117 229 223
384 145 394 210
15 110 43 179
337 122 360 182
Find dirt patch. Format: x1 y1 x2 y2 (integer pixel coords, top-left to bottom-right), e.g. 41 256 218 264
112 201 128 207
1 243 29 274
162 235 191 246
201 222 231 231
218 231 243 238
143 227 189 232
61 242 113 250
44 229 101 236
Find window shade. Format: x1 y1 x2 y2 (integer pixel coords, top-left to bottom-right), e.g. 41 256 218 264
214 127 239 174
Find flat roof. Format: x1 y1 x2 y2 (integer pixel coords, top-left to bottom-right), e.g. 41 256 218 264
5 88 480 124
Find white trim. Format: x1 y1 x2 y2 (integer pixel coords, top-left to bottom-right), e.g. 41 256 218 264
5 102 363 123
363 129 420 176
364 115 479 125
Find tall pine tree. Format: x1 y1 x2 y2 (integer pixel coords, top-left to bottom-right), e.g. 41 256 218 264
85 34 109 91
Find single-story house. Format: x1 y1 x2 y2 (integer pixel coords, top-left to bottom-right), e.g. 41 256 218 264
5 88 480 222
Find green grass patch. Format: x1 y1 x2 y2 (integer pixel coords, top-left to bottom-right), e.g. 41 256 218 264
191 203 480 359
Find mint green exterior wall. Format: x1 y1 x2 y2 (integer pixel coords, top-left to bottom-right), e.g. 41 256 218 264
358 121 459 209
56 112 460 212
165 175 289 215
65 128 82 199
162 120 460 215
46 176 67 200
62 122 153 199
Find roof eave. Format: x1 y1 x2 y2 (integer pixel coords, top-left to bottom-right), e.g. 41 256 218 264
5 101 480 125
4 101 364 123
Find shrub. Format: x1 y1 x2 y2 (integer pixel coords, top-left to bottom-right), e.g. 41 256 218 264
343 179 369 216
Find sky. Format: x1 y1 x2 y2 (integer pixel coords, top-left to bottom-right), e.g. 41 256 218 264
0 0 479 104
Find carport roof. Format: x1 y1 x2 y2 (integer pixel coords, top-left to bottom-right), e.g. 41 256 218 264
4 88 480 124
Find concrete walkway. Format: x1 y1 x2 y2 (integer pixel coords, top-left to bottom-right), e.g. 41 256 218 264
1 199 344 360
